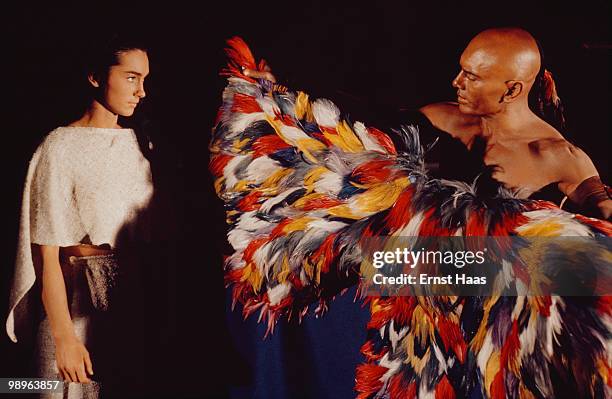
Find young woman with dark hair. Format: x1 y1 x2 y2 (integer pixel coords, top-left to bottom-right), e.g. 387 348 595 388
7 36 153 397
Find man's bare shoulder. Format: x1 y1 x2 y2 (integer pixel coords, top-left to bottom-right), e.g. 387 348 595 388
526 120 569 155
419 102 479 138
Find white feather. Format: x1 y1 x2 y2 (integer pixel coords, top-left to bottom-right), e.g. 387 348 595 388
229 112 266 136
278 124 315 146
312 98 340 127
545 296 565 357
477 332 495 375
397 211 425 236
267 283 292 306
313 171 343 196
228 229 254 251
306 219 347 232
353 121 385 153
245 156 282 183
256 95 280 116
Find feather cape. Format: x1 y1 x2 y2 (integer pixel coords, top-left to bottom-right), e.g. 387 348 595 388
210 37 612 399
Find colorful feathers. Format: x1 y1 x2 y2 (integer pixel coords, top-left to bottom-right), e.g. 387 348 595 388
210 37 612 398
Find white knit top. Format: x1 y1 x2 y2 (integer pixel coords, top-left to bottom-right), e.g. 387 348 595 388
7 126 153 342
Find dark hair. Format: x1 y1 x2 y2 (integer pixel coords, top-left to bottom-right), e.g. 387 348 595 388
530 40 566 131
85 34 149 81
84 34 155 161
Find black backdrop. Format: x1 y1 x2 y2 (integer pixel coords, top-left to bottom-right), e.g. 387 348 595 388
1 1 610 398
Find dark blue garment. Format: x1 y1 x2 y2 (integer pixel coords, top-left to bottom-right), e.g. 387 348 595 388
225 286 370 399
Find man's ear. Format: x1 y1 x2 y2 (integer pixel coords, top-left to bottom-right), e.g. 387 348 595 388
503 80 523 102
87 73 100 88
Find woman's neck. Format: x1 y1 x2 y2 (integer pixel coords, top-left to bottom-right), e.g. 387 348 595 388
70 101 121 129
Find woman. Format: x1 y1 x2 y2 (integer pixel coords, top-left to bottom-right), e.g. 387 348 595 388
7 36 154 398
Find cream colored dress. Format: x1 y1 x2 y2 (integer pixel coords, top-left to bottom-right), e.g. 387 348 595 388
6 126 153 397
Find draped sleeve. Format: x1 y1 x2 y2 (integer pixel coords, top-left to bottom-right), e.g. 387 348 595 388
7 130 86 343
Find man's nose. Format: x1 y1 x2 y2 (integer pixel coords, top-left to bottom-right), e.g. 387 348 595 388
452 71 464 89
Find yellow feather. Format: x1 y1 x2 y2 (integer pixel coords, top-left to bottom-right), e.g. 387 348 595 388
304 166 331 193
336 120 365 152
322 120 364 153
277 255 291 283
214 178 225 195
295 138 327 164
242 262 264 291
354 178 410 213
517 220 562 236
293 193 327 209
283 217 314 234
260 168 291 192
485 351 501 397
295 91 313 121
233 180 250 192
233 137 251 151
327 178 410 219
327 204 361 219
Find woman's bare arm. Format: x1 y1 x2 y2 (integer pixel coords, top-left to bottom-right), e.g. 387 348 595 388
38 244 93 383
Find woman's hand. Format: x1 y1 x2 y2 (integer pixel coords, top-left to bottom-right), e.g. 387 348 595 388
54 334 94 383
37 245 94 384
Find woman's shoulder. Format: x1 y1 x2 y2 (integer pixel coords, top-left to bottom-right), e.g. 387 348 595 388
39 126 82 146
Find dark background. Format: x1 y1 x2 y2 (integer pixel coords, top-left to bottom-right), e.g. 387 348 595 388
1 1 610 398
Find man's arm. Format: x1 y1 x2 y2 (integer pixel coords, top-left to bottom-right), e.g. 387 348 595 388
545 142 611 219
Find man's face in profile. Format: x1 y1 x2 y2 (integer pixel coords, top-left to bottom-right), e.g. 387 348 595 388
452 44 508 116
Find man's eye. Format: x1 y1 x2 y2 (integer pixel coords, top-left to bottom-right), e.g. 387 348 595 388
466 75 476 81
127 76 136 82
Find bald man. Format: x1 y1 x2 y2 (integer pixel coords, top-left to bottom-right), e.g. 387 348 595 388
243 28 611 218
420 28 611 218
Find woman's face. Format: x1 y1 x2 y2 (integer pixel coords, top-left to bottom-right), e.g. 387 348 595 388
93 49 150 117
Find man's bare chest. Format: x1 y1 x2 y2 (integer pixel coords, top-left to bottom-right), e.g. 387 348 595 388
481 140 556 196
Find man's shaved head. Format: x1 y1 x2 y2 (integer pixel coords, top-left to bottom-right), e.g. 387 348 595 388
453 28 543 116
465 28 541 84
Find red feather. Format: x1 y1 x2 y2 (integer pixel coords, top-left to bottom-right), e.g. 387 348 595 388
360 340 387 362
269 219 294 240
237 191 262 211
437 317 467 364
221 36 258 82
209 154 232 177
382 189 414 233
351 159 396 184
355 364 388 399
367 127 397 155
490 371 506 399
500 320 520 370
574 214 612 235
252 135 291 157
312 233 338 273
299 196 344 211
435 375 456 399
243 237 268 264
389 376 417 399
231 93 262 114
